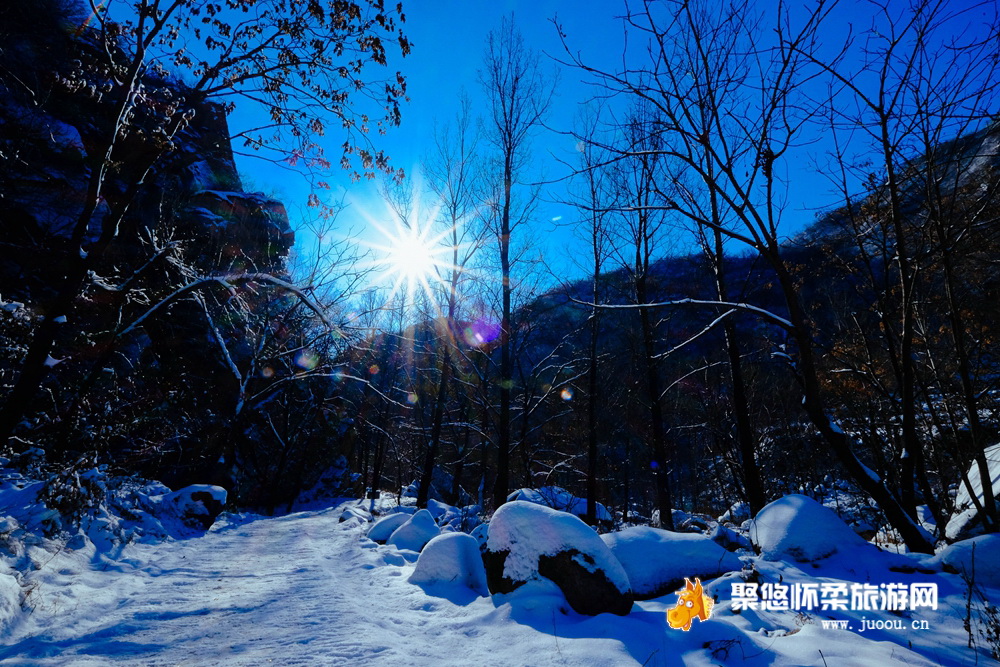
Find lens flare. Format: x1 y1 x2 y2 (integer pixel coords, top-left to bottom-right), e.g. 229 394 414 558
294 350 318 371
463 318 500 347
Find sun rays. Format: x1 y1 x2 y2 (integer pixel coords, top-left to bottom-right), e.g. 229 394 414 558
374 217 450 307
350 184 468 321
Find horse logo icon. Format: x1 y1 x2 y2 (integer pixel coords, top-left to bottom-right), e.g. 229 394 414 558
667 577 714 631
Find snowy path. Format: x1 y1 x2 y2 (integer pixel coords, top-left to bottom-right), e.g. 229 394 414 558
0 506 660 666
0 502 977 666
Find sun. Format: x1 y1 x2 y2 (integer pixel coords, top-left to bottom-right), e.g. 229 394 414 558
385 224 439 289
344 181 475 320
366 212 455 311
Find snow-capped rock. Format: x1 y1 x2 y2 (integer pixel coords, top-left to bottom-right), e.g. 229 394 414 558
386 509 439 552
506 487 612 523
409 532 488 595
338 506 371 527
470 523 489 549
365 513 411 544
709 522 753 552
602 526 741 599
749 494 868 562
935 534 1000 588
719 501 751 524
484 501 632 616
154 485 227 531
425 499 452 520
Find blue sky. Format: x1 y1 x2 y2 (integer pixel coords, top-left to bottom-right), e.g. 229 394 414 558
245 0 837 288
230 0 998 290
268 0 633 287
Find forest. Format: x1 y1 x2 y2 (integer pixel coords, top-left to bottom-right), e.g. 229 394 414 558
3 0 994 546
0 0 999 663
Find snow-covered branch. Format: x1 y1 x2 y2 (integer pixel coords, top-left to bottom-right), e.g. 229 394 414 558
569 296 793 331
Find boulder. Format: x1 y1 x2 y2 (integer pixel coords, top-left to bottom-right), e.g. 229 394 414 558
719 501 751 524
436 504 482 533
602 526 741 599
935 535 1000 588
386 509 439 552
340 506 371 522
158 485 226 530
409 533 489 595
339 506 371 527
484 501 632 616
470 523 489 550
426 499 453 520
366 512 411 544
652 509 695 530
749 494 867 562
709 523 753 552
506 487 612 523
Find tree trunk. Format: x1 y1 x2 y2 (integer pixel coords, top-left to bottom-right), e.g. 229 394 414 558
636 271 675 531
493 160 513 508
586 289 601 524
712 229 765 516
771 254 933 553
417 346 451 507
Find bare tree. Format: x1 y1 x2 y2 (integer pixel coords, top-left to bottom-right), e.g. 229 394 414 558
416 93 485 507
0 0 410 451
560 0 937 551
479 15 554 507
810 0 1000 532
570 107 614 524
607 105 679 529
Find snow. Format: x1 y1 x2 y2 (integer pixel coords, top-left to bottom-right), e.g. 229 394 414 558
470 522 489 548
409 532 489 596
337 505 371 528
487 501 629 594
507 486 612 522
602 527 741 598
0 499 992 665
425 498 451 519
152 484 227 530
708 523 752 551
749 494 870 562
933 534 1000 588
159 483 226 507
386 508 439 552
718 501 750 524
945 443 1000 539
0 564 19 633
366 512 411 543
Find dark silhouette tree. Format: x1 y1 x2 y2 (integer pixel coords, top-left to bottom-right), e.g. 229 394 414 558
0 0 410 452
560 0 941 551
479 15 553 508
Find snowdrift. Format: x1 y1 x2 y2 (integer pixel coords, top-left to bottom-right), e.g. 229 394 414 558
602 526 741 599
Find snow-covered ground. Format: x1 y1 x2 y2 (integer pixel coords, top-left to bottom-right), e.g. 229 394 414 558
0 496 994 666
